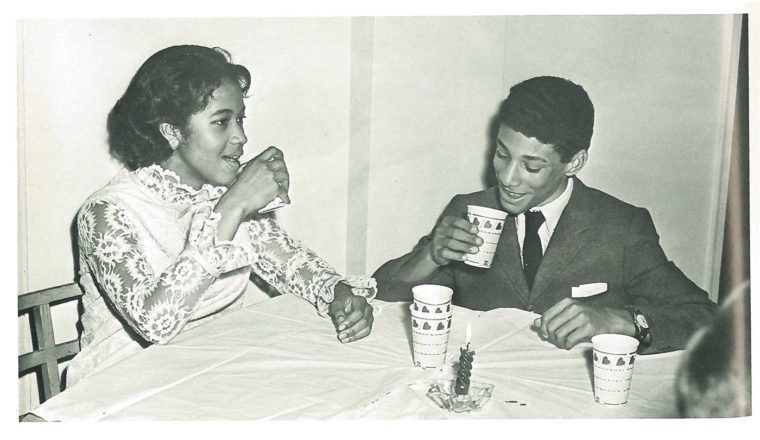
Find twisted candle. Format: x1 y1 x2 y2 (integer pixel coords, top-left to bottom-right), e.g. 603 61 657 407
455 343 474 395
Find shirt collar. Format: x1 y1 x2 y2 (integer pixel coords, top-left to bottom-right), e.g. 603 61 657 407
527 177 574 234
133 164 227 205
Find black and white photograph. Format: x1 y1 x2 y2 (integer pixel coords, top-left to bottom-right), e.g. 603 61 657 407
12 1 756 437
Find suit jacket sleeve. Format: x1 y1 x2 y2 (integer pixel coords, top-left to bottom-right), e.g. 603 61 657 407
372 196 462 301
621 208 716 353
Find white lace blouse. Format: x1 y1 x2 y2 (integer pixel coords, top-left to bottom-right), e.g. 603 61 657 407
66 164 376 386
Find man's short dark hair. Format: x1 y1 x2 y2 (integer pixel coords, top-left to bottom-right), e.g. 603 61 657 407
676 281 751 417
498 76 594 163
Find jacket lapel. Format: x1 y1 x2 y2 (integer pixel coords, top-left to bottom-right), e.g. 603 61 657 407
529 179 594 303
492 216 531 305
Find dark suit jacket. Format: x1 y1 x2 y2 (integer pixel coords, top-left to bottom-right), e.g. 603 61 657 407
373 179 716 353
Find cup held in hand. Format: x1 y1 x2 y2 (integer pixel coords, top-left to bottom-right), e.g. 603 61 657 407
464 205 508 268
258 196 286 214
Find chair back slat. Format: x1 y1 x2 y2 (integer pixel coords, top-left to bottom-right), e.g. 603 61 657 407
39 355 61 402
32 303 55 349
18 283 83 404
19 340 81 370
18 284 83 310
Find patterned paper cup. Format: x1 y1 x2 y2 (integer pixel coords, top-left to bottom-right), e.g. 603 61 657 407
412 285 453 318
410 300 453 317
410 305 452 369
464 205 508 268
591 334 640 406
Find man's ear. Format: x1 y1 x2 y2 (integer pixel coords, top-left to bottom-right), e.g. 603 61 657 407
564 150 588 177
159 123 182 150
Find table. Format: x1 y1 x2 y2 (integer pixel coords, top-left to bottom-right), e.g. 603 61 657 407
30 295 683 420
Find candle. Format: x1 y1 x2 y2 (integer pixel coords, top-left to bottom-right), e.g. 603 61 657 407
455 324 475 395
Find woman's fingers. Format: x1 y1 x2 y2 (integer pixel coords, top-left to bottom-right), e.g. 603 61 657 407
337 299 373 343
339 309 364 331
255 145 283 162
345 325 372 342
261 151 290 202
277 191 291 205
265 157 287 171
272 170 289 185
233 147 291 208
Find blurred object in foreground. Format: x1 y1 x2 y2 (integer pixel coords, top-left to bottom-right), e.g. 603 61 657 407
676 280 751 417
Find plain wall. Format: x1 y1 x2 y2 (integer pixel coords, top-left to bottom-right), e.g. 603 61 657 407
18 15 739 413
365 16 507 274
365 15 739 295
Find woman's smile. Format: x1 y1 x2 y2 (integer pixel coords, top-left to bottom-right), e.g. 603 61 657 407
222 153 242 168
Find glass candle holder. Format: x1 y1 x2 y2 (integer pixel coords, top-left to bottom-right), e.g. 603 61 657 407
426 379 494 413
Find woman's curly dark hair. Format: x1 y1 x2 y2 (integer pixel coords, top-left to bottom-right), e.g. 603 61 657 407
498 76 594 163
107 45 251 170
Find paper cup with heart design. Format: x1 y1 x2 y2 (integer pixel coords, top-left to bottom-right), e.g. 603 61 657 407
411 285 454 318
410 304 452 368
591 334 640 406
464 205 508 268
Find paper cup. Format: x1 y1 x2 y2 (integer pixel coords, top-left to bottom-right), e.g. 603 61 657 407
410 304 452 368
412 285 453 317
464 205 508 268
410 300 452 317
258 196 286 214
591 334 640 406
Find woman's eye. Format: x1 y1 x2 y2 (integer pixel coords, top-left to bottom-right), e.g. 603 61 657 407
524 164 541 173
495 149 508 159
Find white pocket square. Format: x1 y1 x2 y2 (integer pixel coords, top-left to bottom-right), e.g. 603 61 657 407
572 282 607 298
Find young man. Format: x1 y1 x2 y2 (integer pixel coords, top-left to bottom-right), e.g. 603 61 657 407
373 76 715 354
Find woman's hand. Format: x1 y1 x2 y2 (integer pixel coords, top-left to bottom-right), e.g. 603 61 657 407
328 283 373 343
220 146 291 219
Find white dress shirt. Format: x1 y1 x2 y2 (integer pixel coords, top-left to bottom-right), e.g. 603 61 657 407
515 178 574 267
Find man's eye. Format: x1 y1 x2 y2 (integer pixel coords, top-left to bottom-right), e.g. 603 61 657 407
213 119 229 126
236 116 246 124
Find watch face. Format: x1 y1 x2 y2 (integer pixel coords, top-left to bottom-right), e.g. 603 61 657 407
636 314 649 329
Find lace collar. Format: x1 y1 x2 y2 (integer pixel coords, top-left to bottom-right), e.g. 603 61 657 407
133 164 227 205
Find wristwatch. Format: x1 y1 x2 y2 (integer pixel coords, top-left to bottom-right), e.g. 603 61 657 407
628 307 650 344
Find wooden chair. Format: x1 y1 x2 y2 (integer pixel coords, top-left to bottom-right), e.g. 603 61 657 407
18 283 83 404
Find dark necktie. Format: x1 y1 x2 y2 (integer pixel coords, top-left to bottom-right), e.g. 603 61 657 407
523 210 546 290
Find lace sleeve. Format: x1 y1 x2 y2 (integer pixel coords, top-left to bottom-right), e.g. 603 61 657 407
77 199 250 344
245 217 376 316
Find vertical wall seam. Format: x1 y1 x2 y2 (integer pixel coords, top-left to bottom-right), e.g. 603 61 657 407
17 19 35 413
501 16 509 96
18 20 29 295
346 17 374 275
706 14 742 300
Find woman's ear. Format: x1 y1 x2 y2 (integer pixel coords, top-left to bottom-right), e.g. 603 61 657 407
159 123 181 150
564 149 588 177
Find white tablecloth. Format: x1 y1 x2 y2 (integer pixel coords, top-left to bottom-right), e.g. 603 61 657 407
31 295 682 420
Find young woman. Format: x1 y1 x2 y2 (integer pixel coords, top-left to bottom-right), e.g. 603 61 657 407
67 45 375 386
